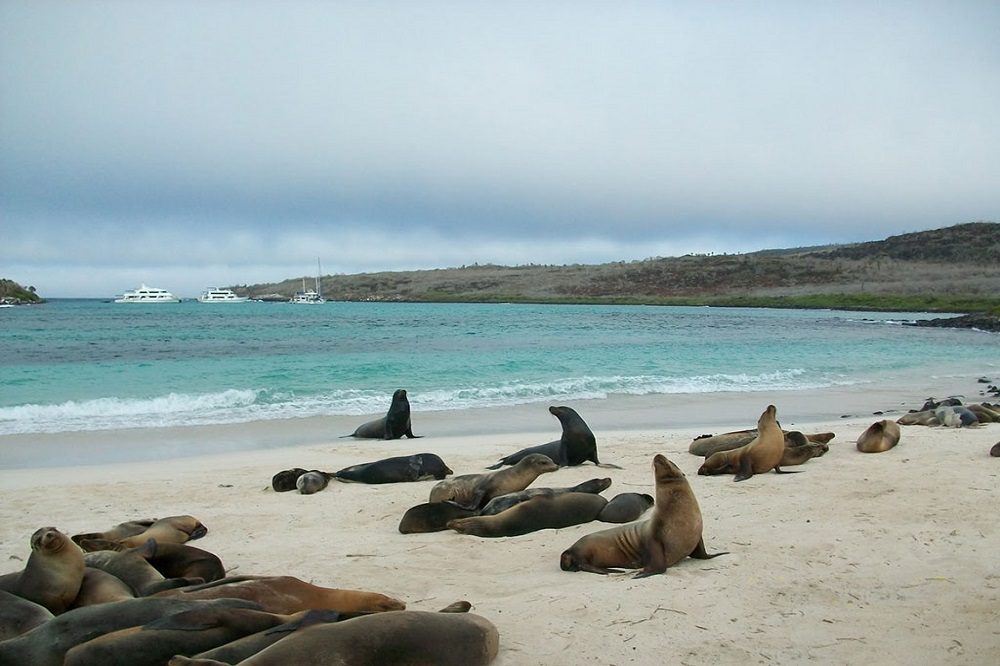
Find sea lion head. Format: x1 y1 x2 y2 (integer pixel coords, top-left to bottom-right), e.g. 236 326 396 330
653 454 685 482
392 388 408 404
559 548 581 571
758 404 778 429
517 453 559 473
31 527 70 554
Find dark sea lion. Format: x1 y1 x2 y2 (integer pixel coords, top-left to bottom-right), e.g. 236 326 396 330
595 492 655 523
62 606 298 666
856 419 901 453
117 515 208 548
172 610 500 666
76 538 225 585
84 540 203 596
296 470 331 494
689 429 835 457
448 492 608 538
560 454 727 577
486 405 621 470
335 453 453 484
271 468 308 492
428 453 559 510
698 405 791 482
779 441 829 465
398 501 479 534
0 597 259 666
152 575 406 614
0 588 54 641
2 527 85 614
71 519 157 546
991 442 1000 457
479 477 612 516
343 388 421 439
69 567 136 608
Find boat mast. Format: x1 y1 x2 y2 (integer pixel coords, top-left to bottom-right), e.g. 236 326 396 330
316 258 322 298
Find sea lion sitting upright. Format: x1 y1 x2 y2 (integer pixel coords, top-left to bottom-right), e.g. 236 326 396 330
0 527 85 614
334 453 453 484
343 388 421 439
856 419 901 453
486 405 620 470
428 453 559 510
560 454 727 577
697 405 792 482
479 477 612 516
447 493 609 538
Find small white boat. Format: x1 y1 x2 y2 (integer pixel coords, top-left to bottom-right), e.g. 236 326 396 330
114 284 180 303
290 259 326 304
198 287 249 303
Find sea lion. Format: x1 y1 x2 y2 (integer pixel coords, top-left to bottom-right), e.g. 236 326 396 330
398 502 479 534
71 519 157 546
689 429 836 457
428 453 559 510
896 410 940 426
76 538 226 584
0 588 53 641
991 442 1000 457
343 388 421 439
479 477 612 516
1 527 85 614
84 540 203 596
69 567 136 608
486 405 620 469
152 575 406 614
697 405 791 482
0 597 259 666
447 492 609 538
117 515 208 548
935 405 979 427
296 470 331 495
271 468 308 492
560 454 727 577
968 403 1000 423
779 441 829 465
168 610 500 666
62 606 299 666
595 492 655 523
334 453 453 484
856 419 901 453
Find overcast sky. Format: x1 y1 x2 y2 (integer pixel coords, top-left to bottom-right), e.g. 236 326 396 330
2 1 998 298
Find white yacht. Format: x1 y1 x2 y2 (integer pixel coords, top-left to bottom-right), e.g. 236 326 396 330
114 284 180 303
198 287 249 303
290 259 326 304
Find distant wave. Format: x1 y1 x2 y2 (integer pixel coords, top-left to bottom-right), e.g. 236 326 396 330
0 369 855 435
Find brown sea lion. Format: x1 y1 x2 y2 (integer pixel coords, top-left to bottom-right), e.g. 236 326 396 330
856 419 901 453
429 453 558 510
700 439 829 475
697 405 791 482
0 597 259 666
71 519 157 546
270 468 308 492
595 492 655 523
689 429 836 457
0 588 54 641
398 501 479 534
117 515 207 548
342 388 421 439
486 405 621 469
560 454 727 577
448 492 608 538
79 538 226 584
69 567 136 608
479 477 612 516
83 540 203 596
1 527 85 614
152 575 406 614
62 606 299 666
168 610 500 666
896 410 940 426
779 441 829 465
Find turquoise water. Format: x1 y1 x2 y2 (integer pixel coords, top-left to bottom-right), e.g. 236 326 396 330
0 300 995 436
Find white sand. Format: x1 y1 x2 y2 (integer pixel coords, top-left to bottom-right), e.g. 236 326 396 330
1 384 998 664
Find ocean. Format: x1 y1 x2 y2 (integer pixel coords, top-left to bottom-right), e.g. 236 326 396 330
0 300 996 437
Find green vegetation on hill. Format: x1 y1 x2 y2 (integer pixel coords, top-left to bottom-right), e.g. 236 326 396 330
243 222 1000 314
0 279 43 304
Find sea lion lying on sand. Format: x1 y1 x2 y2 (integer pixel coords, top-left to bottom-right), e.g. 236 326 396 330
429 453 559 510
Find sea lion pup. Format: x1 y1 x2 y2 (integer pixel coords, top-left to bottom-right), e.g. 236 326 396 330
398 501 479 534
856 419 901 453
486 405 621 470
935 405 979 427
689 429 835 457
168 610 500 666
698 405 791 482
0 597 259 666
342 388 421 439
428 453 559 510
296 470 332 494
69 567 136 608
596 492 655 523
79 538 227 583
561 454 727 577
0 527 85 614
779 441 829 465
152 575 406 614
0 588 54 641
62 605 301 666
84 540 203 596
479 477 612 516
448 492 609 538
117 515 208 548
270 468 307 492
71 518 157 546
334 453 453 484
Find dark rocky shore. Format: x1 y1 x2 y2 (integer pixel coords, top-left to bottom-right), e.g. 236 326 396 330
906 313 1000 333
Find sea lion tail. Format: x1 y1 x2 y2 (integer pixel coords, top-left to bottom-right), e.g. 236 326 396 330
484 461 505 470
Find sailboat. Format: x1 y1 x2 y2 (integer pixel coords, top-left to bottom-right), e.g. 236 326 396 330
290 259 326 304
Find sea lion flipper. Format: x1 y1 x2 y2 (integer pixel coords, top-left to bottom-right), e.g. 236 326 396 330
484 461 504 470
437 600 472 613
772 466 801 475
595 462 623 469
689 538 729 560
733 454 754 482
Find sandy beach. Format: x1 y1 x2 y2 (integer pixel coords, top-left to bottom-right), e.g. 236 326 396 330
1 381 998 664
